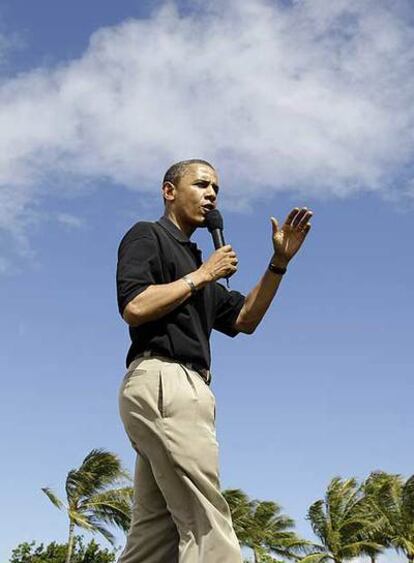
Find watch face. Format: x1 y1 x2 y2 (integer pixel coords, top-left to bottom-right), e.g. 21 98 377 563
184 275 197 293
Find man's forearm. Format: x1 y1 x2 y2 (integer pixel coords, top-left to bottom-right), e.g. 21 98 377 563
123 245 238 327
123 269 209 326
234 255 288 334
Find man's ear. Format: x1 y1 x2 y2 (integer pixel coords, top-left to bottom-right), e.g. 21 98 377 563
162 181 176 202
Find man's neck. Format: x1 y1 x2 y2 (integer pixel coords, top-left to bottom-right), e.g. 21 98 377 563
163 211 195 238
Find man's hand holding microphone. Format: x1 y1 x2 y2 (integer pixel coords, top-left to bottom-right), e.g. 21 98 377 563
196 245 238 284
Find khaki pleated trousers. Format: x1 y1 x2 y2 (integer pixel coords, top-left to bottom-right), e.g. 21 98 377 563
117 355 243 563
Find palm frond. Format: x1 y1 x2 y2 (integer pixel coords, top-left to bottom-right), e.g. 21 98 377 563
340 539 384 558
223 489 254 544
65 469 81 504
325 477 358 531
298 553 333 563
68 510 97 531
79 449 130 484
65 449 131 504
402 474 414 520
81 486 134 532
41 487 64 510
67 509 116 546
73 512 116 545
88 521 116 545
307 500 328 545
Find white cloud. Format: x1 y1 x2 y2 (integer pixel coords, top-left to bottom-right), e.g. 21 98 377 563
0 0 414 239
55 213 84 229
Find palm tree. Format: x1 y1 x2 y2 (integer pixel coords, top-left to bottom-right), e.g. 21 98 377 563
224 488 310 562
223 489 253 546
352 471 395 563
360 471 414 562
302 477 384 563
42 449 133 563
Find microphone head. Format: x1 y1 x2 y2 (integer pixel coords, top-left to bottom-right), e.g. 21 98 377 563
205 209 223 232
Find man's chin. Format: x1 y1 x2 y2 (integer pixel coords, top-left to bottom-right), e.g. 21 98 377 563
191 214 207 228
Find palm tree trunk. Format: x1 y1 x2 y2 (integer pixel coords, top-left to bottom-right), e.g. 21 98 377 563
370 557 376 563
253 547 260 563
65 520 75 563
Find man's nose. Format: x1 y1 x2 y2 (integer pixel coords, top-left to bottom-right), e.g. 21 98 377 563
205 184 217 200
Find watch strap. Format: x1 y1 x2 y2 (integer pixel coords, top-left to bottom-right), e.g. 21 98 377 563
268 262 287 275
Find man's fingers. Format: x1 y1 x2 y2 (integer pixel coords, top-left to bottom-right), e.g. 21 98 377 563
271 217 279 234
285 208 300 226
228 253 238 266
297 211 313 230
291 207 309 227
284 207 313 231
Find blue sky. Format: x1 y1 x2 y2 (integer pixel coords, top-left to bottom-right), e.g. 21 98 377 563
1 1 413 562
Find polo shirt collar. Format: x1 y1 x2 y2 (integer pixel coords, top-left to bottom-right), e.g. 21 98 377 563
157 216 192 244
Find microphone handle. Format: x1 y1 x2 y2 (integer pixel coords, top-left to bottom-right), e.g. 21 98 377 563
212 229 225 250
211 229 230 288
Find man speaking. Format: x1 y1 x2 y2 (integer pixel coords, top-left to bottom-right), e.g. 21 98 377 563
116 159 313 563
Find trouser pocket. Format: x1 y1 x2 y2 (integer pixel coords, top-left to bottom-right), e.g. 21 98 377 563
158 363 182 418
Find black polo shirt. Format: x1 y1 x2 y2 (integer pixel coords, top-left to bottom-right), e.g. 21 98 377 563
116 216 245 369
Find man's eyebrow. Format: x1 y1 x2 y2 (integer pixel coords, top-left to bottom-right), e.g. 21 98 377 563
193 178 220 192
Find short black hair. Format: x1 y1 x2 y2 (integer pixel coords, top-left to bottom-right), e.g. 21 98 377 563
163 159 215 186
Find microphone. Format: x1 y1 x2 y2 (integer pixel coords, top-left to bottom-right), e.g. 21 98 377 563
205 209 231 287
205 209 225 249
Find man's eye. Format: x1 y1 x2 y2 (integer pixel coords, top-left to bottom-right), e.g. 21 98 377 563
194 181 218 193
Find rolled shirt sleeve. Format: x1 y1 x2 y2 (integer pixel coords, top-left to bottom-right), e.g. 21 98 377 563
116 226 163 317
213 282 245 337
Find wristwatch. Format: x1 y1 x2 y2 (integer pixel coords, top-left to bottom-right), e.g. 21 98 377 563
268 262 287 275
183 275 197 294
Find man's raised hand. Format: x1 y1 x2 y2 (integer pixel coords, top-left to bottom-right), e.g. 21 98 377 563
271 207 313 265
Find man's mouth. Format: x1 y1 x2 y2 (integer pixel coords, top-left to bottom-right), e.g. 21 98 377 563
201 204 215 214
